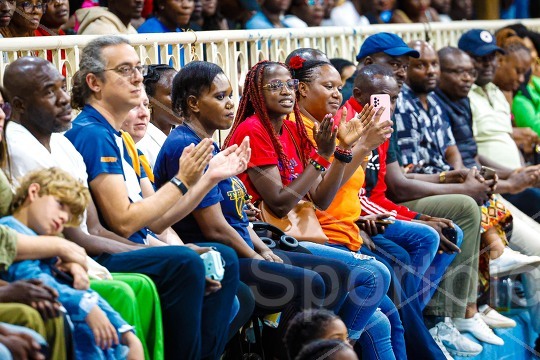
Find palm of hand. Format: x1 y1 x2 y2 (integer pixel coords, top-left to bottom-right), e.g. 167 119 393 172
338 118 364 147
209 151 243 179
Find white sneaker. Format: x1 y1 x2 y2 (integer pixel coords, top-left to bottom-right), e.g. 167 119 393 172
490 247 540 277
478 305 517 328
453 313 504 345
429 318 483 358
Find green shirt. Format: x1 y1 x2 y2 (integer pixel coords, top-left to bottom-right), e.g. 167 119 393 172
512 75 540 137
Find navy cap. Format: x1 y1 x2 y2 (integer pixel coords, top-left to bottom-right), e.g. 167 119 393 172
356 32 420 61
458 29 505 57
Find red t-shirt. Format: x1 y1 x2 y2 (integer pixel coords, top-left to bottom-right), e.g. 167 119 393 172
337 97 419 220
227 114 304 202
34 28 67 77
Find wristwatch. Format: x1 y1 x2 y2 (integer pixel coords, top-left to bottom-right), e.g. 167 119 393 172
170 177 189 195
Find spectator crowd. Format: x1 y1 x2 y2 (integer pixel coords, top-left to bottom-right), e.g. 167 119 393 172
0 0 540 359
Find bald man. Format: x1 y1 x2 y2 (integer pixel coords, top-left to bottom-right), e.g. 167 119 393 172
3 56 242 360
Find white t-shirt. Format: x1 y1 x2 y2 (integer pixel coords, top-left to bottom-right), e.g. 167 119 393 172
329 1 370 27
6 121 90 232
136 122 167 170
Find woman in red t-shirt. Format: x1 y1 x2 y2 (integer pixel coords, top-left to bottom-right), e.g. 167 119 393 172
224 60 397 358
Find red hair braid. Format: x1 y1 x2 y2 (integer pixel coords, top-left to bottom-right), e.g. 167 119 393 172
225 61 315 179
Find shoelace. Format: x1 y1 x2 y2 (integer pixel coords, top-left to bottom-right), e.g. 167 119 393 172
473 316 495 334
440 322 461 342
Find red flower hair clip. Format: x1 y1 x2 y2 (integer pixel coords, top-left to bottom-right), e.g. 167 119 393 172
289 55 306 70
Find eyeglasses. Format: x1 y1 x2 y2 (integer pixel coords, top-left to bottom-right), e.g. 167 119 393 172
262 79 299 92
0 102 12 120
19 1 44 12
441 67 477 78
307 0 324 6
104 64 146 78
473 53 497 64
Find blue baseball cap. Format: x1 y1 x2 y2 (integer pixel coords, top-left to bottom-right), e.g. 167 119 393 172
458 29 505 57
356 32 420 61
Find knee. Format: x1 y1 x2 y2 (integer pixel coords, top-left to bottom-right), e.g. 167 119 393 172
165 246 206 278
374 260 391 291
308 273 326 300
424 226 441 251
364 310 391 338
204 243 239 282
458 194 482 224
350 259 391 296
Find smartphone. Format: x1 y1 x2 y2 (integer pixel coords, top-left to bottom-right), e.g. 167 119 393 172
370 94 392 138
480 166 496 180
442 227 458 245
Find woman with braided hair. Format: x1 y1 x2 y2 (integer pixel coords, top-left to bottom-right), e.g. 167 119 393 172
225 60 399 359
153 60 362 359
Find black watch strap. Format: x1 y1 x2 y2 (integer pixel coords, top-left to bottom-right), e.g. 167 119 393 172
170 177 188 195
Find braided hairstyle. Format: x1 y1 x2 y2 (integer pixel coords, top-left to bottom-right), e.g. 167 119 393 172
224 61 314 179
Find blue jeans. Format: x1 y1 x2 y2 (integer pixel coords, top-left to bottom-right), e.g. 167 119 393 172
299 243 393 345
370 220 463 308
96 244 239 360
0 322 48 360
0 343 11 360
357 295 406 360
357 221 456 360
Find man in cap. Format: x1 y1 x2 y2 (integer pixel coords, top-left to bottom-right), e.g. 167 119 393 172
459 28 540 221
342 32 420 101
354 32 486 358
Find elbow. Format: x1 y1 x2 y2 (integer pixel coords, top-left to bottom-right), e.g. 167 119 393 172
386 184 408 203
270 205 293 219
112 223 137 239
148 223 168 235
313 199 331 211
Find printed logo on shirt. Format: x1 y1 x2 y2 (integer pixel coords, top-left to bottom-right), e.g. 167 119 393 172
100 157 118 163
229 177 247 219
278 158 299 183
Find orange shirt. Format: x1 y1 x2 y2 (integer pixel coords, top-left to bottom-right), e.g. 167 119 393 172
301 113 365 251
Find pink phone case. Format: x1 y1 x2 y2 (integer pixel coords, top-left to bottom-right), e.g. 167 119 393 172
370 93 392 138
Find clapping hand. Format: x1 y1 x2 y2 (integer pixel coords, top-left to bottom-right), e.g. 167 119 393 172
314 114 338 158
207 136 251 181
177 139 214 188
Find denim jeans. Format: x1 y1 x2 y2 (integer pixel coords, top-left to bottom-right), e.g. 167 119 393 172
401 194 482 318
97 244 239 360
0 343 11 360
370 220 463 309
299 241 397 359
356 295 406 360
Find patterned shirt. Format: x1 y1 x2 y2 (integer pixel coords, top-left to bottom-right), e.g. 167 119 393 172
394 84 455 174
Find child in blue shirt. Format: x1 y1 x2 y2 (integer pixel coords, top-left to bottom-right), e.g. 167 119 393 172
0 167 143 360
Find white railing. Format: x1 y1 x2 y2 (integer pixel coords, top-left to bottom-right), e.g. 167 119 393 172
1 19 539 141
